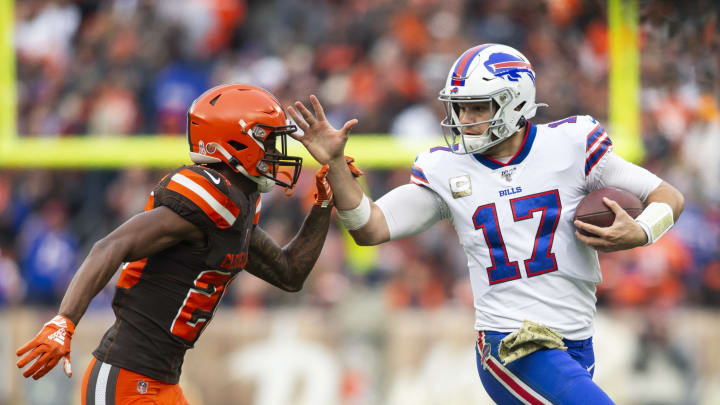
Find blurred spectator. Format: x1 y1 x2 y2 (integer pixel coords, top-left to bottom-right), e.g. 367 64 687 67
0 242 25 306
385 256 447 310
152 61 210 134
631 307 699 405
15 0 80 67
18 200 78 306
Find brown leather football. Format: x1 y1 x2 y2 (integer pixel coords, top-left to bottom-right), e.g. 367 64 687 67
574 187 643 236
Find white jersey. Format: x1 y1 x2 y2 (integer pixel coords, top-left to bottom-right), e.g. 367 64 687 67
407 115 654 339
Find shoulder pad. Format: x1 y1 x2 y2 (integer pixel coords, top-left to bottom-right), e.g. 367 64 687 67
584 121 613 176
156 166 240 229
565 115 603 139
544 115 609 146
410 151 435 186
545 115 598 132
548 115 613 176
428 145 456 153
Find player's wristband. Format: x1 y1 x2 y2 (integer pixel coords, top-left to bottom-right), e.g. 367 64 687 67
48 314 76 333
635 202 674 245
337 194 371 230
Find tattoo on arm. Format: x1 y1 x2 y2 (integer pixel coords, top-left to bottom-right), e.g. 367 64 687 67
245 205 332 291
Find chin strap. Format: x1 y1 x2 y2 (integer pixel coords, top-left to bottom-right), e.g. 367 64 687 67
236 164 275 193
208 142 275 193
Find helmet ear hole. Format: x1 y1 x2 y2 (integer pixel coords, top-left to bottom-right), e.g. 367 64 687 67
228 141 247 151
514 101 526 112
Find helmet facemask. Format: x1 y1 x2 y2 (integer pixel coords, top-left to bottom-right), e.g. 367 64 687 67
218 123 302 193
439 88 518 154
252 124 302 190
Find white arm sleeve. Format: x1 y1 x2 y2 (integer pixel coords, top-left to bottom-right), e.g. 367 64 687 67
587 152 662 202
375 184 450 240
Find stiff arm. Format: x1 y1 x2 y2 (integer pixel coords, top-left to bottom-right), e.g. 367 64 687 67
285 95 445 246
245 205 332 291
329 178 447 246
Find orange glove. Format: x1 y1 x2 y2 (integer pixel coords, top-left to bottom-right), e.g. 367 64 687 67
16 314 75 379
314 164 333 207
344 156 364 178
314 156 364 207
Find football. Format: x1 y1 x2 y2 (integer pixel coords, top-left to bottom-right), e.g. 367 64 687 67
574 187 643 236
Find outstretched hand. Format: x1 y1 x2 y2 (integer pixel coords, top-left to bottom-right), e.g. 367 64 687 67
574 197 648 252
286 95 358 165
16 315 74 380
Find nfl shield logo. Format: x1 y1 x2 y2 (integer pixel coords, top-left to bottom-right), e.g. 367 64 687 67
137 380 148 394
500 167 517 182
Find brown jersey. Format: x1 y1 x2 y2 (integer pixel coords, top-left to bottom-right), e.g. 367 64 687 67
93 165 261 384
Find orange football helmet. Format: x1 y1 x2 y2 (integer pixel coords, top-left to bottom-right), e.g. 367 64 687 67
187 84 302 192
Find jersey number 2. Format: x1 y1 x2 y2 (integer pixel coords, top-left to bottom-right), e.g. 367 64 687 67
472 190 561 285
171 270 234 341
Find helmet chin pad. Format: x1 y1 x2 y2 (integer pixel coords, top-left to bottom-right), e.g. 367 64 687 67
189 152 221 164
255 178 275 193
235 163 275 193
461 132 493 152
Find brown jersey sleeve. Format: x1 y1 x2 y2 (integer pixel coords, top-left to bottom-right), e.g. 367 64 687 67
152 166 240 232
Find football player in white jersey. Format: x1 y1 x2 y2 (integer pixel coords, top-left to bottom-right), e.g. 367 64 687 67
287 44 684 404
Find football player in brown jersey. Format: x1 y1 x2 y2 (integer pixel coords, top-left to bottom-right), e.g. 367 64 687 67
16 84 361 404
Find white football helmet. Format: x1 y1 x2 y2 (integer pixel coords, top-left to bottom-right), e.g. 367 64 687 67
438 43 547 154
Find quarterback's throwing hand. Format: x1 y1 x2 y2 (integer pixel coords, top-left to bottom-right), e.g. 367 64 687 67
574 197 648 252
16 315 75 379
286 95 358 165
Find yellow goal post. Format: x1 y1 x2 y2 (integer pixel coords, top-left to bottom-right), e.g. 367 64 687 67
0 0 641 169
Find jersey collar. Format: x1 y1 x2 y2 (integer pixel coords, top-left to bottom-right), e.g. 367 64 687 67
472 123 537 170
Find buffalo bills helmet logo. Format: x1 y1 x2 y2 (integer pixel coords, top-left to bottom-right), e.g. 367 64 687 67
484 52 535 83
450 87 459 94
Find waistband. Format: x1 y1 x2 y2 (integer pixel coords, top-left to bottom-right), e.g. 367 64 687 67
478 330 593 349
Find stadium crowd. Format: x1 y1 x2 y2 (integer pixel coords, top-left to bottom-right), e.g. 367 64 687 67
2 0 719 315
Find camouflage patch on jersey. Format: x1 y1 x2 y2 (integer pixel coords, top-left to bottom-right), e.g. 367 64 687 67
449 175 472 198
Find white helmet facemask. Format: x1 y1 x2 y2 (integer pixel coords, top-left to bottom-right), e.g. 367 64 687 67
438 44 547 155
